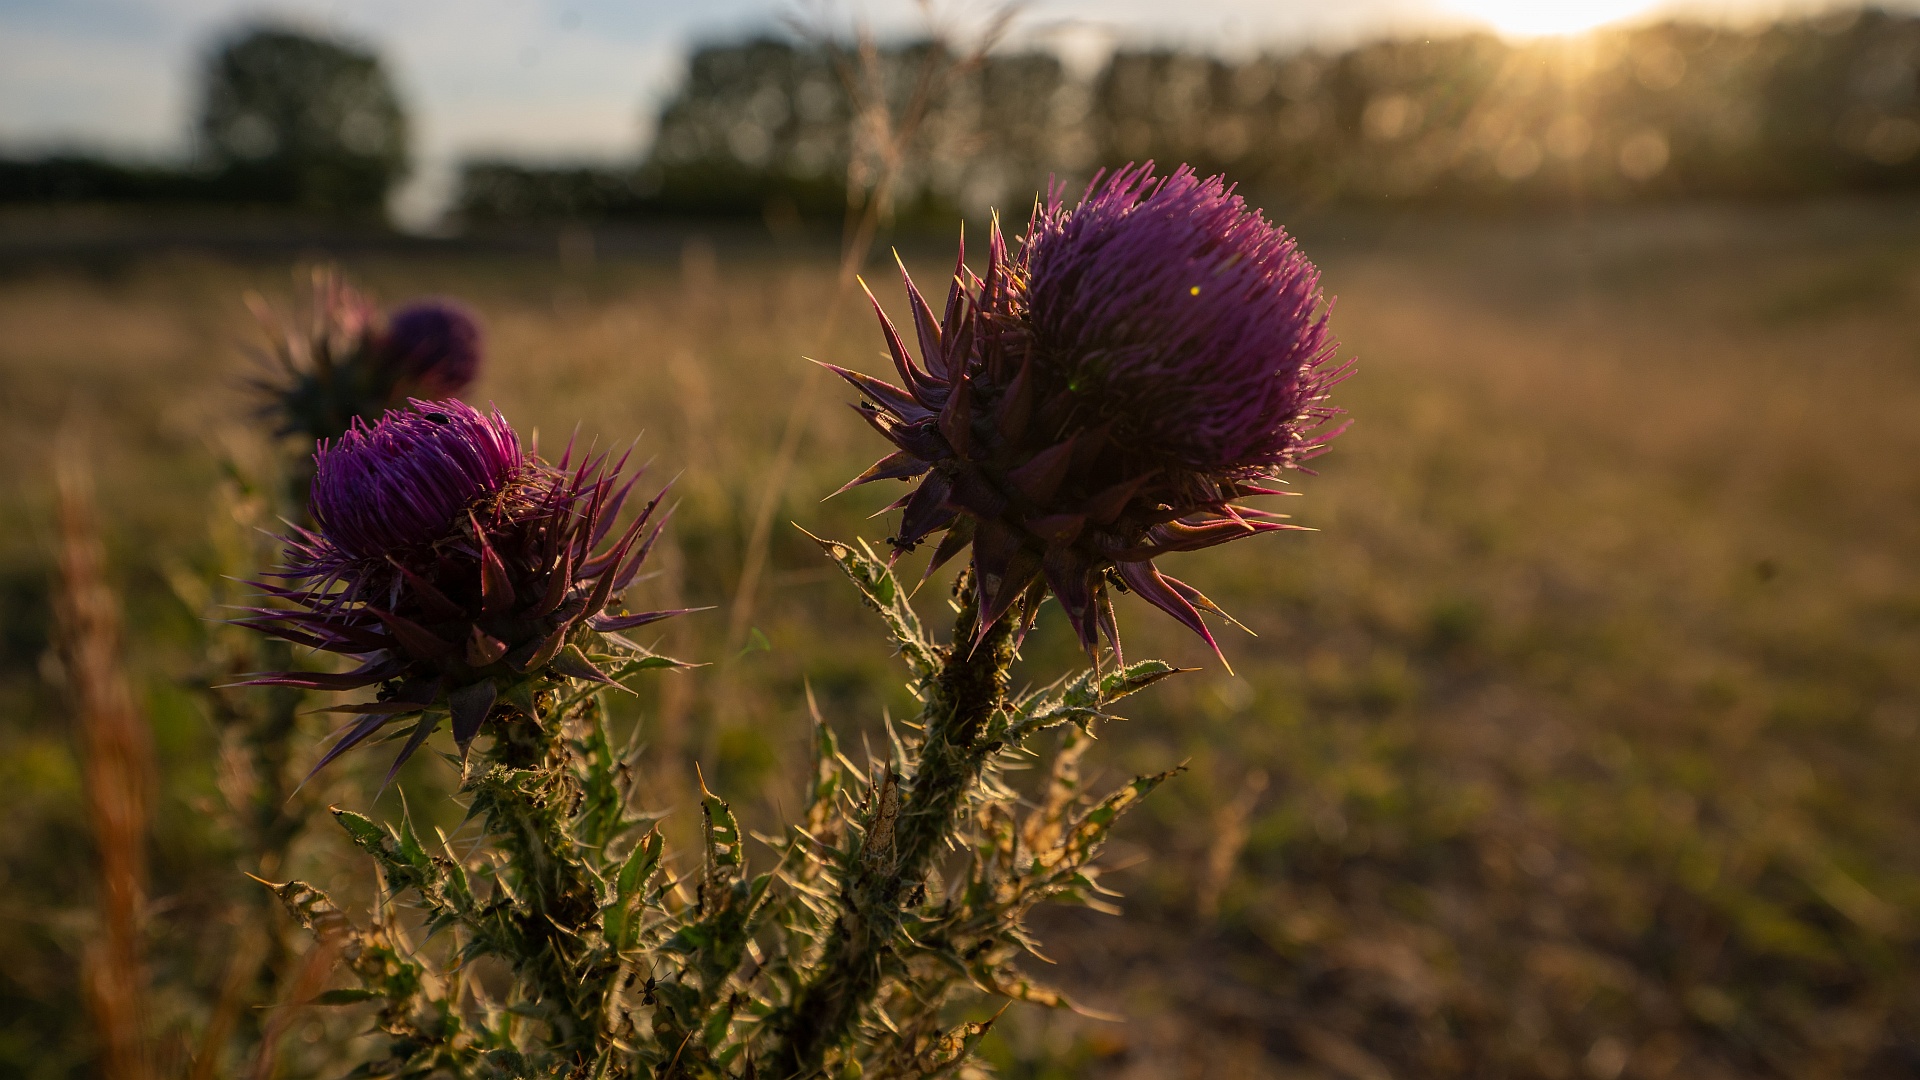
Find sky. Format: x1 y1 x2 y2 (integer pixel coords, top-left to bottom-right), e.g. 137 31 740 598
0 0 1870 223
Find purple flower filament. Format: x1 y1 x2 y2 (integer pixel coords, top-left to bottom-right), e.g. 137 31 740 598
1023 165 1338 473
311 400 524 561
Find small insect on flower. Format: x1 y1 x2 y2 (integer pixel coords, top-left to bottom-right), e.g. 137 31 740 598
830 163 1350 663
232 400 694 781
250 268 486 447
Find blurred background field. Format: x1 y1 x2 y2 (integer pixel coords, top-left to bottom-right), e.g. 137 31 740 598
6 197 1919 1077
5 1 1920 1078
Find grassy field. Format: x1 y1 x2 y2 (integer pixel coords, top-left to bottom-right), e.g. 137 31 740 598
2 197 1918 1078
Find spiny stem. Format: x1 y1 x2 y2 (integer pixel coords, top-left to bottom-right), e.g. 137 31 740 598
469 691 616 1055
770 578 1016 1077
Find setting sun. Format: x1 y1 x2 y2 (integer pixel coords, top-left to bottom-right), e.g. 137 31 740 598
1442 0 1662 37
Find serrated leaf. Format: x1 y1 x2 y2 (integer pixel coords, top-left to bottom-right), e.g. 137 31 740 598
254 878 347 937
922 1011 1005 1077
1003 659 1189 744
700 773 745 905
1098 659 1184 701
332 807 384 851
800 529 938 684
395 809 431 872
331 805 447 909
606 829 663 952
618 829 665 902
1061 766 1184 870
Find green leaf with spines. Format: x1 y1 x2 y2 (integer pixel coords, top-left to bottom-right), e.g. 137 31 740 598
999 659 1187 745
617 829 665 902
702 995 737 1050
801 530 938 687
1055 766 1184 885
699 776 745 903
257 877 349 937
394 805 431 874
333 806 384 851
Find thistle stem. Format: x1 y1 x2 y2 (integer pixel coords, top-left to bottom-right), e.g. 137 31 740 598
771 578 1016 1077
467 691 616 1055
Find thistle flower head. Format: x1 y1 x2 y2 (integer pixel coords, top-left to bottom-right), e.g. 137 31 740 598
829 163 1348 662
236 400 689 779
252 268 487 447
1021 165 1336 472
381 299 484 400
311 399 524 560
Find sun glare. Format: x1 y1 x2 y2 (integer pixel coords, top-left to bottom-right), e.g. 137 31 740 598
1443 0 1662 38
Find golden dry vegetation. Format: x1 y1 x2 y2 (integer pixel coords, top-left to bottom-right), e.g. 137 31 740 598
1 198 1917 1077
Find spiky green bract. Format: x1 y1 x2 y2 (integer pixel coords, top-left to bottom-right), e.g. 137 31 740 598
234 400 690 780
830 163 1349 662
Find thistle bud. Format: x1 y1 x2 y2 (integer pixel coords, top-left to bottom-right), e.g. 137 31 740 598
379 299 483 401
235 400 687 778
831 164 1348 661
252 269 486 447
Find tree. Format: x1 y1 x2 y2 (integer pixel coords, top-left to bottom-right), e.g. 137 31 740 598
198 25 408 215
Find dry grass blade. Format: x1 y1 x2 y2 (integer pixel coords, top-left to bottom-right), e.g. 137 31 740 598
726 1 1020 652
1195 768 1268 920
53 434 157 1080
185 922 266 1080
245 933 343 1080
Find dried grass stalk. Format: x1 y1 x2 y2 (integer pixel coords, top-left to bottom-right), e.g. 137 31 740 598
54 441 157 1080
1197 769 1269 920
245 933 342 1080
724 2 1020 653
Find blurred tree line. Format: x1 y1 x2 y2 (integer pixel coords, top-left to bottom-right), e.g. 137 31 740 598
459 36 1080 224
461 6 1920 225
0 25 405 216
8 8 1920 224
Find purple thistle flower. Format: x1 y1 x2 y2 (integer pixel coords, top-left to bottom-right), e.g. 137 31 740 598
1022 166 1339 472
251 270 485 447
380 299 484 400
829 163 1348 662
234 400 692 780
311 399 524 561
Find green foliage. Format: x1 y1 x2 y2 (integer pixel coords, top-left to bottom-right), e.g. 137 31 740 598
199 25 409 214
998 661 1188 745
256 546 1176 1078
